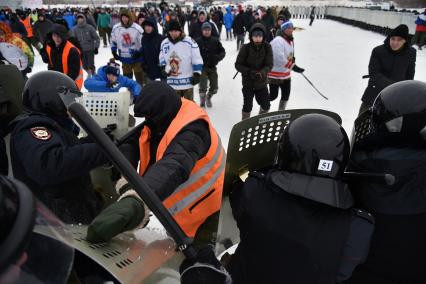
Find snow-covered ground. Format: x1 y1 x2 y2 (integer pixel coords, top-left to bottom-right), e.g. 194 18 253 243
30 17 426 232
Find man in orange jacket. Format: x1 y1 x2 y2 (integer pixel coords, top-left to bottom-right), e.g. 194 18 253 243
41 24 83 89
87 81 225 245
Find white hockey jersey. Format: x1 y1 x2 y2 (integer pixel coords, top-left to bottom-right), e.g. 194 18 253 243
159 36 203 90
268 36 294 80
111 22 143 64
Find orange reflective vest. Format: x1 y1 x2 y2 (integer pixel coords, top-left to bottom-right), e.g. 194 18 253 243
138 98 225 237
46 41 83 90
19 16 33 38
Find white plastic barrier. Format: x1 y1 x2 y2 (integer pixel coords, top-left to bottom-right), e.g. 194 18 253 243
77 91 131 138
326 7 418 34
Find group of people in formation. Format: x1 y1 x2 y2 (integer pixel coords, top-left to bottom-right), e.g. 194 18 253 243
0 2 425 284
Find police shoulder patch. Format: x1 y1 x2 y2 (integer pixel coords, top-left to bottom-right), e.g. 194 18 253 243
352 208 375 224
30 127 52 141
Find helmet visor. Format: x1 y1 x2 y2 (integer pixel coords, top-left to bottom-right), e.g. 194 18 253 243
0 201 74 284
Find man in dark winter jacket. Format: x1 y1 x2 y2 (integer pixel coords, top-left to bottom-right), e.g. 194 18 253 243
86 82 225 245
347 80 426 284
141 18 166 82
196 22 226 108
235 23 273 120
72 14 100 77
179 114 374 284
41 23 83 89
189 10 219 40
10 71 108 224
232 10 246 50
33 13 53 46
360 24 416 114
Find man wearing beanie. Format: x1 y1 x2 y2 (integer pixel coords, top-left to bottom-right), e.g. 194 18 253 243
360 24 416 113
189 10 219 40
84 59 141 100
268 20 305 111
159 20 203 100
111 9 144 86
195 22 226 107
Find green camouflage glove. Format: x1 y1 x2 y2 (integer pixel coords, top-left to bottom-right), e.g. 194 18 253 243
86 197 145 243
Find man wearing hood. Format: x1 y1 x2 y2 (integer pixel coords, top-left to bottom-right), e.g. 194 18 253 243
223 6 234 40
141 18 165 82
41 23 83 89
86 81 225 246
360 24 416 114
71 14 100 78
33 13 53 45
111 9 144 86
235 23 273 120
189 10 219 40
159 20 203 100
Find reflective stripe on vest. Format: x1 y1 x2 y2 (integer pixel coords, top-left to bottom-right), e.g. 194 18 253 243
46 41 83 90
19 16 33 38
138 98 225 237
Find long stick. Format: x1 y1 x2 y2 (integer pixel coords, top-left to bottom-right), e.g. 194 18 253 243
233 71 239 79
58 89 197 259
301 73 329 100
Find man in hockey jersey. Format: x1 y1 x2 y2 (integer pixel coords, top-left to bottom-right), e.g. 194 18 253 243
9 71 109 224
347 80 426 284
86 81 225 245
180 114 374 284
196 22 226 108
159 20 203 101
235 23 273 120
111 9 144 86
268 20 304 111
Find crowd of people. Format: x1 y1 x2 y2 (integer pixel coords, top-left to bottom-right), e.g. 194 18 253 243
0 2 425 284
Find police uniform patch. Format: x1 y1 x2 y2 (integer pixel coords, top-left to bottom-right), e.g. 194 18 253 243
30 127 52 141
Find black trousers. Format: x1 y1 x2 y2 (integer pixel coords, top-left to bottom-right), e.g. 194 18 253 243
242 87 270 112
269 79 291 102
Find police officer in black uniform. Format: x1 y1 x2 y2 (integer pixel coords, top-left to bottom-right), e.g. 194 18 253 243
347 80 426 284
9 70 109 224
180 113 375 284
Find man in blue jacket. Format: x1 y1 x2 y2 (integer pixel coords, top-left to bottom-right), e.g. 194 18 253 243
84 59 142 101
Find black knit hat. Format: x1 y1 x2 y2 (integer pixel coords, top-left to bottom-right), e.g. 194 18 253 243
389 24 409 40
168 20 182 32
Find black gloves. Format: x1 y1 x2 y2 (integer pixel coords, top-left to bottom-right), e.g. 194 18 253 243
142 63 149 73
94 48 98 55
106 81 119 89
132 50 142 60
160 66 169 78
180 245 232 284
292 65 305 73
191 73 201 85
250 70 263 81
112 50 119 60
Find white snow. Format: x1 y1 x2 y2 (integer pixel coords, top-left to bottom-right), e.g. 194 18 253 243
29 18 426 231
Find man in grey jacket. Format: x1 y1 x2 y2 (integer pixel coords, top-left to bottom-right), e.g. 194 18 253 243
72 14 100 77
